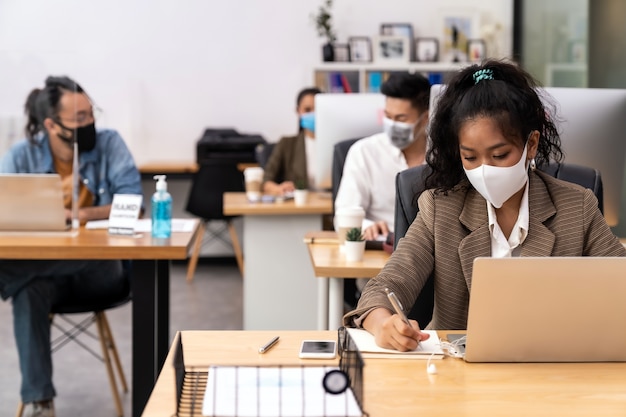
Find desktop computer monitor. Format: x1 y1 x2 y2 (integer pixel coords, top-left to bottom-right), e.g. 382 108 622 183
314 93 385 190
428 84 626 229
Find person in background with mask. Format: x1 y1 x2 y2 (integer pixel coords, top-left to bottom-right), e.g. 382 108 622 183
262 87 321 195
335 73 431 240
344 60 625 351
0 75 142 417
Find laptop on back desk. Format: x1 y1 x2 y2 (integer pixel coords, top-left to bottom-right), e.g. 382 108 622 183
462 256 626 363
0 174 70 232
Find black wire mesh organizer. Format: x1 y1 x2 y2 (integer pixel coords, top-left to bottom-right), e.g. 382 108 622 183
173 328 366 417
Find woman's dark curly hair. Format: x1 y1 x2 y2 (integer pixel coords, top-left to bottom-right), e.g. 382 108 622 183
425 59 563 192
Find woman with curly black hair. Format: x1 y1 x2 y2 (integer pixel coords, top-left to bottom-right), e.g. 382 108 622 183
344 60 625 351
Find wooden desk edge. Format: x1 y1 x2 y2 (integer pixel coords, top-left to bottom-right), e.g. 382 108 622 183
138 162 199 174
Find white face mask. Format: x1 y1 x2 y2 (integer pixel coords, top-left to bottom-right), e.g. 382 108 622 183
383 116 423 150
463 145 529 208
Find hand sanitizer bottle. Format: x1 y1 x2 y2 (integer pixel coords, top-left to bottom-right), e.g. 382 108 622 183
152 175 172 238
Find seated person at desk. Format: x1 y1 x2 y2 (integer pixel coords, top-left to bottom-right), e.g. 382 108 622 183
335 73 431 240
344 61 626 351
262 87 321 195
0 76 142 416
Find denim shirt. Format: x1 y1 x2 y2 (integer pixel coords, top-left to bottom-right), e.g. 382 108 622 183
0 128 142 206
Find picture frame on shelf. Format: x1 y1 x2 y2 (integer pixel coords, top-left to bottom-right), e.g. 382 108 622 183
467 39 486 63
415 38 439 62
333 43 351 62
569 39 586 63
348 37 372 62
380 23 414 60
373 36 410 64
439 9 480 62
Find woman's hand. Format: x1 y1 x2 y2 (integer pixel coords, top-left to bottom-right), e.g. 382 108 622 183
362 307 430 351
277 181 295 194
263 180 295 196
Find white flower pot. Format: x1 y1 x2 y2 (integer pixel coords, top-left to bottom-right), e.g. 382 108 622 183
294 189 308 206
344 240 366 262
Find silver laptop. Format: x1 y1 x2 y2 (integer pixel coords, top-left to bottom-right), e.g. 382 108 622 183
462 257 626 362
0 174 70 232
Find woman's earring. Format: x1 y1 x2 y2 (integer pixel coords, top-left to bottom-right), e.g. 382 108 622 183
530 158 537 171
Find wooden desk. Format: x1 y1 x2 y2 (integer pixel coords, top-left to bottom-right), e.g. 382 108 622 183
138 161 258 178
305 231 390 330
144 330 626 417
0 225 199 417
223 192 333 330
138 161 199 179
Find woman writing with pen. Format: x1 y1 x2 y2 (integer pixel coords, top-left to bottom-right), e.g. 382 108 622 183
343 60 625 351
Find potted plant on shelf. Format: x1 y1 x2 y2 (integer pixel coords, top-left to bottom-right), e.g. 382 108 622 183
312 0 337 62
344 227 365 262
293 179 309 206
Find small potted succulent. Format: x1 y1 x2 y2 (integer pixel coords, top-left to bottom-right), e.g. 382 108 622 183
344 227 365 262
293 179 308 206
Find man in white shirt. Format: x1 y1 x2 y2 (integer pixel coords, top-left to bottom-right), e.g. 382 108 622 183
335 73 431 240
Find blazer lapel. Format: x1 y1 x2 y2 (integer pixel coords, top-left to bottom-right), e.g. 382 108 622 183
292 132 308 184
456 171 557 288
458 187 491 290
521 171 556 256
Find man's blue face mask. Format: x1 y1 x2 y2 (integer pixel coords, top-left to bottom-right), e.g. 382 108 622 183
300 112 315 133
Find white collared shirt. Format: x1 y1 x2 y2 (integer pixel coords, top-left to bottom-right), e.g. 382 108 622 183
487 181 530 258
335 132 409 231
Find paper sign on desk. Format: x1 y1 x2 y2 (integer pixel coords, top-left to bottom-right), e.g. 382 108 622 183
346 328 444 359
87 218 196 233
108 194 142 236
202 366 361 417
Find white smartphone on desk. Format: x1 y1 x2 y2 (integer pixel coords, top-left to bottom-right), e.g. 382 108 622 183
299 340 337 359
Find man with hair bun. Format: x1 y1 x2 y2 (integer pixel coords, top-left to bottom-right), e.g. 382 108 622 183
0 75 142 417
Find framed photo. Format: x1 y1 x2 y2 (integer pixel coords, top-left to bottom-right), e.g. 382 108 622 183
569 40 586 63
439 9 480 62
374 36 410 63
333 43 351 62
415 38 439 62
467 39 486 63
348 37 372 62
380 23 414 60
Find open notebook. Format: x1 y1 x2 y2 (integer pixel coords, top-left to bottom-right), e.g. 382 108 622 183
346 328 443 359
463 257 626 362
0 174 70 232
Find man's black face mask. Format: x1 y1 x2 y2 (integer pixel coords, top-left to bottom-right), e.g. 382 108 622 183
56 121 97 152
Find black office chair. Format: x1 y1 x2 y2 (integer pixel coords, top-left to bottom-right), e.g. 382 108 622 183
185 160 245 281
393 162 604 327
331 138 362 206
330 138 363 308
16 264 132 417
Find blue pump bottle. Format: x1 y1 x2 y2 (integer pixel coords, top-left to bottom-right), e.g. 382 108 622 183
151 175 172 238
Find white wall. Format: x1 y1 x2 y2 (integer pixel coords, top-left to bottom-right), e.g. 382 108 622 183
0 0 512 165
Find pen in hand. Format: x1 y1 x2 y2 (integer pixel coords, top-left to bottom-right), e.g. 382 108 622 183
258 336 280 354
384 287 413 329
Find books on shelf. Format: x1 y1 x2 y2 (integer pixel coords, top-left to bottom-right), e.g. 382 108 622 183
346 328 444 359
315 71 359 93
367 72 382 93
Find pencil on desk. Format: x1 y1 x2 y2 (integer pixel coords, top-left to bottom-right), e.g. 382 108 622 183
302 237 339 244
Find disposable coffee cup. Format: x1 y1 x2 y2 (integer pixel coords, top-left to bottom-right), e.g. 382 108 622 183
334 206 365 245
244 167 264 202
